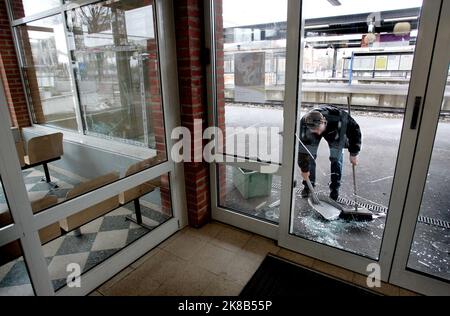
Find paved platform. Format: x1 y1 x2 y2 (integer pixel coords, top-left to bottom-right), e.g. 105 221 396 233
221 104 449 280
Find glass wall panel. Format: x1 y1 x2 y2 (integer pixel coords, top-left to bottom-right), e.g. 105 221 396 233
0 176 13 229
12 1 167 212
217 164 281 224
16 14 78 130
39 172 172 292
407 64 450 281
10 0 61 20
0 240 35 296
67 0 162 147
215 0 287 164
214 0 287 224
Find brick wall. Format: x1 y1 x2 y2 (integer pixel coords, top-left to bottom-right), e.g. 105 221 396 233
0 0 30 128
174 0 211 227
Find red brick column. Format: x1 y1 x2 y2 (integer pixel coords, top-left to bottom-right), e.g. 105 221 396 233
0 1 30 128
174 0 211 227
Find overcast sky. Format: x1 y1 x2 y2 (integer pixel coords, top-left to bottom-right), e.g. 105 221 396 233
223 0 423 27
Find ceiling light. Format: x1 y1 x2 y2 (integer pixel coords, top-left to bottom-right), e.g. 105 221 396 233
384 16 418 22
305 24 330 30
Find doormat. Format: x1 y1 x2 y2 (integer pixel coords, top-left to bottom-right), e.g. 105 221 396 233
240 254 378 296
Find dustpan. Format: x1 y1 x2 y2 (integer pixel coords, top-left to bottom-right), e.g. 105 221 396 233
306 179 374 222
305 179 341 221
308 194 374 222
307 194 342 221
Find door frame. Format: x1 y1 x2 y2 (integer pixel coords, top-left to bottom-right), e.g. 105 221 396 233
0 0 186 296
204 0 281 240
205 0 446 288
389 0 450 296
278 0 444 282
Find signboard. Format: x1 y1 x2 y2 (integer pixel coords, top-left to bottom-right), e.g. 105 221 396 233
399 55 414 71
234 52 266 103
387 55 401 71
353 56 375 70
375 56 388 71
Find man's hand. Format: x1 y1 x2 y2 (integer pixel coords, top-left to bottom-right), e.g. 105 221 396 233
350 155 359 166
302 171 310 181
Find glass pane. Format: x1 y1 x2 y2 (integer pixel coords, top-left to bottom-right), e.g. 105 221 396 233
13 0 167 212
0 176 13 229
214 0 287 164
68 0 163 148
41 172 172 292
10 0 61 20
290 0 423 260
407 64 450 281
0 240 35 296
1 126 25 229
16 14 78 130
217 164 281 224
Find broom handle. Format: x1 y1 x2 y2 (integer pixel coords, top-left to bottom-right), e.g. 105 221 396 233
348 96 359 212
352 164 359 212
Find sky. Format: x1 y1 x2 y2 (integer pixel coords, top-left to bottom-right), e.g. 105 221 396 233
223 0 423 27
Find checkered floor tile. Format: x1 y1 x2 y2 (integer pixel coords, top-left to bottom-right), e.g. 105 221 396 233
0 167 170 295
1 166 81 209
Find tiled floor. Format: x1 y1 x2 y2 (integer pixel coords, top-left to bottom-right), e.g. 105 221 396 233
91 221 420 296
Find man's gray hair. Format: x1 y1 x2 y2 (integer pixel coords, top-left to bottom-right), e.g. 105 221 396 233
304 111 327 129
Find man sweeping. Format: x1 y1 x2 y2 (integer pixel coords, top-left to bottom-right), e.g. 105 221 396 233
298 105 362 201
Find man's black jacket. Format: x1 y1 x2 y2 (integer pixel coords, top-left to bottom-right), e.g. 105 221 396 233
298 105 362 173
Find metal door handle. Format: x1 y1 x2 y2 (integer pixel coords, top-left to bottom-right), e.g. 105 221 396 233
410 96 422 130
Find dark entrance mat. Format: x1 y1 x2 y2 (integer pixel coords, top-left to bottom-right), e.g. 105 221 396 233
240 254 378 296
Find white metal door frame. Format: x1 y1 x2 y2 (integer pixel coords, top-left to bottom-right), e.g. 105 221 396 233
0 75 54 296
389 0 450 296
204 0 280 239
278 0 444 282
0 0 186 296
204 0 445 285
205 0 446 294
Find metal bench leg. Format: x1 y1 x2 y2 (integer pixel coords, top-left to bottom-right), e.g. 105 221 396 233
125 198 153 230
134 199 143 225
43 163 51 183
41 163 58 189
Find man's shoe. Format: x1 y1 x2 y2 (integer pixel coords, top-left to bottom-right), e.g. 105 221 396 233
330 189 339 201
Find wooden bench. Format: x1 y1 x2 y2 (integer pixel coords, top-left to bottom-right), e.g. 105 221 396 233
0 195 61 266
119 157 162 229
59 172 120 233
13 129 64 187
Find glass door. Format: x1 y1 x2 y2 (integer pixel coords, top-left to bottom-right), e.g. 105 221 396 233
278 0 444 281
207 0 288 238
390 0 450 295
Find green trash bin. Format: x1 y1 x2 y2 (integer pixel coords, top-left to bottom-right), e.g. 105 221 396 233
232 167 273 199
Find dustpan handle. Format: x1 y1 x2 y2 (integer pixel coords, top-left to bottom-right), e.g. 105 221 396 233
305 178 314 193
352 164 359 211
